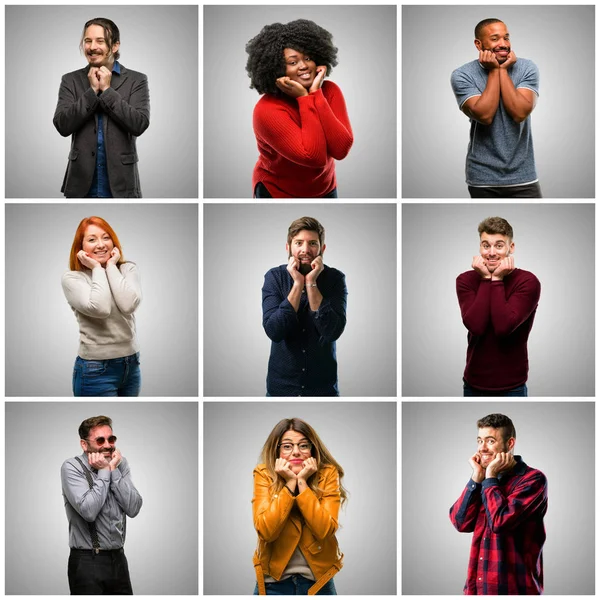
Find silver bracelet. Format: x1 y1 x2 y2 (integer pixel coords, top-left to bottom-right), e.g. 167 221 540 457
306 283 318 288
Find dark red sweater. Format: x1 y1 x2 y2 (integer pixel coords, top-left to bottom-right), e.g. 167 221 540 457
456 268 541 390
252 80 353 198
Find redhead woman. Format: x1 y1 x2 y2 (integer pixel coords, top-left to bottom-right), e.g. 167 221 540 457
61 216 142 396
252 418 347 595
246 19 353 198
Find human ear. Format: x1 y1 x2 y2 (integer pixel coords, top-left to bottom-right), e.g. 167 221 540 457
474 39 483 51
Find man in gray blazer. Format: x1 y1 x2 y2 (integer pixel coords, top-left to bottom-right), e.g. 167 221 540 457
54 18 150 198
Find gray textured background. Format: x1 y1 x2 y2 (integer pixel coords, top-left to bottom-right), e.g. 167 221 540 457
402 5 595 198
402 204 595 397
6 5 198 198
204 5 397 198
204 204 397 396
6 204 198 396
402 402 595 594
204 401 397 595
5 402 198 594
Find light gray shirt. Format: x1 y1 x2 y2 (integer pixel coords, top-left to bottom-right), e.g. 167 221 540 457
61 262 141 360
61 452 143 550
451 58 539 186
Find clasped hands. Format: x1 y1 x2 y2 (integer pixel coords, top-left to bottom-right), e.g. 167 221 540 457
275 66 327 98
87 448 122 471
469 451 516 483
275 456 318 486
472 255 514 281
77 247 120 270
88 66 112 93
479 49 517 71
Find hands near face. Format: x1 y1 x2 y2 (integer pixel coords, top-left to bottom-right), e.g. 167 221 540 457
287 255 305 286
305 256 324 285
469 452 486 483
479 50 500 70
77 249 101 270
109 448 122 471
87 451 111 470
309 66 327 94
485 452 516 479
499 51 517 70
275 457 298 482
296 457 318 482
87 66 112 93
276 77 308 98
472 256 492 280
106 247 121 267
491 256 515 281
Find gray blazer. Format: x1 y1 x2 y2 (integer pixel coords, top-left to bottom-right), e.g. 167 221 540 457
53 64 150 198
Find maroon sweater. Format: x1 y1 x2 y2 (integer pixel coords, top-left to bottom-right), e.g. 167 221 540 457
456 268 541 390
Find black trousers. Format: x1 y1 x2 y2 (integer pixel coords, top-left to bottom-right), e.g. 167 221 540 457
68 548 133 595
468 181 542 198
254 181 338 198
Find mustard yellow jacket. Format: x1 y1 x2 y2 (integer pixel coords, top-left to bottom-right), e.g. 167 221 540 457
252 464 343 595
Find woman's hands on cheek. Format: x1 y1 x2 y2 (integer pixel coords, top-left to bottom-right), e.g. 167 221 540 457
309 66 327 94
297 457 318 481
275 457 297 482
107 247 121 267
276 77 309 98
77 249 101 270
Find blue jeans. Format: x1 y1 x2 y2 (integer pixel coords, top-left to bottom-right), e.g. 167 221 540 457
73 353 141 397
254 182 338 198
253 575 336 595
463 381 528 397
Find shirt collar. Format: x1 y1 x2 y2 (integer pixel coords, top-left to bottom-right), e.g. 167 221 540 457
112 61 121 75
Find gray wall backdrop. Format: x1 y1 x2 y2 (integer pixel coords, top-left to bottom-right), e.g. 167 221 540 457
204 5 396 198
402 5 595 198
204 204 397 396
6 5 198 198
402 204 595 397
5 402 198 594
204 401 397 595
6 204 198 396
402 402 595 595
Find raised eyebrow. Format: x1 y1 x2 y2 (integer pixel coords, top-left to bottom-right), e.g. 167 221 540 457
280 436 308 443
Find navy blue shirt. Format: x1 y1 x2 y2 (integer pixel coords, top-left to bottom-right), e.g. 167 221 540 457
262 264 347 396
88 61 121 198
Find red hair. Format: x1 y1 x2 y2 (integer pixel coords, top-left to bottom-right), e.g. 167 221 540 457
69 216 125 271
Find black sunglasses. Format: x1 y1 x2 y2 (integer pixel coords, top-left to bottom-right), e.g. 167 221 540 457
84 435 117 445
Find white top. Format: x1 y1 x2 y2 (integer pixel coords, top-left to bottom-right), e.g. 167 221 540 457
62 262 142 360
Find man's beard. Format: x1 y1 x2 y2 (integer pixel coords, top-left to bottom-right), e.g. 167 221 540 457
298 262 313 275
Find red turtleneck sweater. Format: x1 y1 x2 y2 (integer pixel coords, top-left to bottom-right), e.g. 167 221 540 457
252 80 353 198
456 268 541 390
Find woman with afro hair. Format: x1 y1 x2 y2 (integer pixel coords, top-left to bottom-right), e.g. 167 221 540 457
246 19 353 198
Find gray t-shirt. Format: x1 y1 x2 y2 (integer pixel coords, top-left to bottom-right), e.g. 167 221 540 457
451 58 539 186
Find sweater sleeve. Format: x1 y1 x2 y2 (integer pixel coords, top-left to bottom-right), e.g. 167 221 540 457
490 275 541 337
312 83 353 160
62 268 112 318
456 274 491 336
310 271 347 343
106 263 142 316
252 467 295 543
253 95 328 168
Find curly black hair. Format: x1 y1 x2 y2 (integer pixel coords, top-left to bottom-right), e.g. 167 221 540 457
245 19 338 95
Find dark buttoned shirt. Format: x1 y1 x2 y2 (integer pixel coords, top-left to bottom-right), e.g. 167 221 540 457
87 61 121 198
449 456 547 595
262 264 347 396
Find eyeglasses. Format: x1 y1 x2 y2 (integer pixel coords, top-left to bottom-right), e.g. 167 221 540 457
278 442 312 455
84 435 117 445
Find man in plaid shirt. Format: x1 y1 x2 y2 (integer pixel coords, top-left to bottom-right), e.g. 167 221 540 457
449 413 547 594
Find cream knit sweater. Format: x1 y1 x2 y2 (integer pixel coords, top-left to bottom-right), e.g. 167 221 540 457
62 262 142 359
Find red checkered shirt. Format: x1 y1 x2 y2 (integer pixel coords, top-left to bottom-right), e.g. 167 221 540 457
449 456 547 595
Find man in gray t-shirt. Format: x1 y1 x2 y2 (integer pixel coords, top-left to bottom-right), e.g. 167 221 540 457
451 18 541 198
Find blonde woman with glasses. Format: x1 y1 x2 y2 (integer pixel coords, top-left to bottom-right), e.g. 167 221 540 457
252 418 347 595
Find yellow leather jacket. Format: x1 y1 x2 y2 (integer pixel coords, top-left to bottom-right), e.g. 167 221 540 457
252 464 343 595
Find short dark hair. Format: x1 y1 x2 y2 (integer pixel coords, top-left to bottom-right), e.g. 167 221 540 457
245 19 338 95
80 18 121 61
475 18 504 40
287 216 325 247
79 416 112 440
477 413 516 442
478 216 514 240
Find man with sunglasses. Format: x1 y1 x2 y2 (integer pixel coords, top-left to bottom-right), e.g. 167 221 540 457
61 415 142 594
